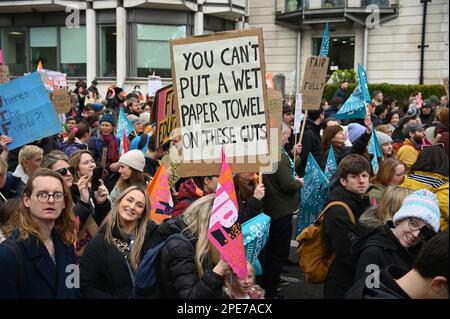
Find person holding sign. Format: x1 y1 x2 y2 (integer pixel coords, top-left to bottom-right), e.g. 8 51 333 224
260 123 303 299
0 168 79 298
156 195 231 299
80 186 161 298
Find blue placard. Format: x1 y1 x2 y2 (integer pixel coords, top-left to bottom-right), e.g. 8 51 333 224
0 72 62 150
242 213 271 276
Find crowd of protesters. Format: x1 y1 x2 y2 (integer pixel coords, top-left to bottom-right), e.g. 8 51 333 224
0 78 448 300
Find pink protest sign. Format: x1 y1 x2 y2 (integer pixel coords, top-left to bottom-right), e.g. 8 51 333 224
208 148 247 280
0 49 4 65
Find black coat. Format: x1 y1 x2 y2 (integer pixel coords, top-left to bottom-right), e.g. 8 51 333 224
299 119 322 176
345 265 410 299
80 220 161 298
0 231 79 299
70 185 111 229
157 218 225 299
323 185 370 299
351 222 421 283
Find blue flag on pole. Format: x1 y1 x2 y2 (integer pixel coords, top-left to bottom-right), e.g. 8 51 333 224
319 23 329 57
368 127 383 174
0 72 62 150
242 213 271 275
357 64 371 103
296 153 329 235
335 84 367 120
116 108 134 139
324 144 337 180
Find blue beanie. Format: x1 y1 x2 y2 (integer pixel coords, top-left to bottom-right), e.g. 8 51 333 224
347 123 366 144
393 189 441 233
100 113 116 126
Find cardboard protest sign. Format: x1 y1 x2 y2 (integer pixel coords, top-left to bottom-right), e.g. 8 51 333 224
50 89 71 113
208 148 247 280
152 85 177 149
171 28 270 177
301 56 329 110
0 66 10 84
265 88 283 163
0 72 63 150
75 215 99 259
293 93 304 134
147 163 174 225
242 213 270 275
148 75 163 97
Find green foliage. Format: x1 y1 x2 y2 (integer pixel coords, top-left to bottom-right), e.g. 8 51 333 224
323 83 446 102
330 69 357 84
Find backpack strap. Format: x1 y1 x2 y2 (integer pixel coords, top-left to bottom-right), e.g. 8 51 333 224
2 239 24 296
318 201 356 267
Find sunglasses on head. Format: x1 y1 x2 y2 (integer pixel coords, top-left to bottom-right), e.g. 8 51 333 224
55 167 75 176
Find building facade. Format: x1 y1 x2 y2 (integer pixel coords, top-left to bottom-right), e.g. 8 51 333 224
250 0 449 98
0 0 448 97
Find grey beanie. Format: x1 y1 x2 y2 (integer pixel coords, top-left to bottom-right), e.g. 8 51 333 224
118 150 145 172
375 131 393 146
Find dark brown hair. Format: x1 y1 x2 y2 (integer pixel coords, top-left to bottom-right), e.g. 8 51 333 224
338 154 371 180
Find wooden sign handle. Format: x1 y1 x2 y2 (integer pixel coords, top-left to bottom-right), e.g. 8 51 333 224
294 110 308 165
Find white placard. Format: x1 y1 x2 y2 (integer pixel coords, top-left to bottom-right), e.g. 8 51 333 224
293 93 304 134
147 75 163 97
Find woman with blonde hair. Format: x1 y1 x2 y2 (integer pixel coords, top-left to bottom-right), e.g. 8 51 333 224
0 168 79 298
357 185 413 235
367 158 406 203
80 186 161 298
157 194 231 299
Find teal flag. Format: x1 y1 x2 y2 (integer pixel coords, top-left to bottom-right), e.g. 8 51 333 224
357 64 371 103
324 144 337 180
335 84 367 120
319 23 329 57
368 127 383 174
296 153 329 235
116 108 134 139
242 213 271 275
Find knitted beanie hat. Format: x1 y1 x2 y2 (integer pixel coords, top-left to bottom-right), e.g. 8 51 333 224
347 123 366 144
118 149 145 172
375 131 392 146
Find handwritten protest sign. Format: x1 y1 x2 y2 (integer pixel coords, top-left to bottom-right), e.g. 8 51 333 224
147 163 173 225
152 85 177 148
52 74 68 89
301 56 329 110
242 213 270 275
0 66 9 84
0 72 63 150
75 215 99 259
50 89 71 114
208 148 247 280
148 75 163 97
171 28 270 177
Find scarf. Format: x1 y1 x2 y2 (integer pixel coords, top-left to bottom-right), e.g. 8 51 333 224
102 133 119 164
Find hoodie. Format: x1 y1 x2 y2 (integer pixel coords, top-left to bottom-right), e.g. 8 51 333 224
172 179 202 217
345 265 410 299
351 222 421 284
157 217 225 299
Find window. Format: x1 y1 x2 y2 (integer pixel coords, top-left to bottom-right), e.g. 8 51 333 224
322 0 345 8
100 26 116 77
1 28 26 75
30 27 57 71
313 36 355 78
60 26 86 76
136 24 186 78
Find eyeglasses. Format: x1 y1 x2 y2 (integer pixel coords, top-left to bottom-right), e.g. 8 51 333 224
408 218 436 241
33 192 65 203
55 167 75 176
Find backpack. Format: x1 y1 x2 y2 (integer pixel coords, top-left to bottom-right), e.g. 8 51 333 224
131 233 186 299
296 201 355 284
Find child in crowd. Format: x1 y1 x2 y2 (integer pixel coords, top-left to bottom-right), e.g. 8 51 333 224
224 262 265 299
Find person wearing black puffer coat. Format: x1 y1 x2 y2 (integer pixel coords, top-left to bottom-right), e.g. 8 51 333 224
323 154 371 299
157 195 231 299
80 186 161 298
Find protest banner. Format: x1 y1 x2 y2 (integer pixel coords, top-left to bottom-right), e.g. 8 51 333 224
116 108 134 139
208 148 247 280
147 163 173 225
301 56 329 110
335 84 367 120
319 23 329 57
171 28 270 177
368 127 383 174
324 144 337 180
357 64 371 102
148 75 163 97
266 88 282 162
151 85 177 149
50 89 71 114
52 73 68 89
75 215 99 259
0 49 4 65
242 213 270 276
296 153 329 235
0 72 63 150
119 129 129 156
0 66 9 84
